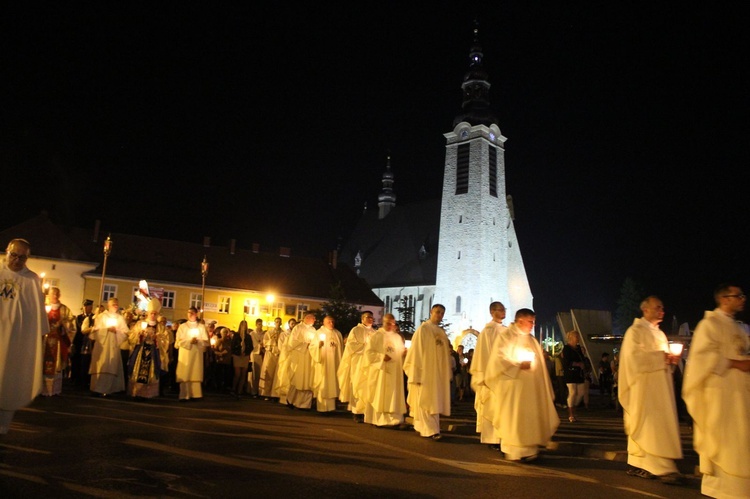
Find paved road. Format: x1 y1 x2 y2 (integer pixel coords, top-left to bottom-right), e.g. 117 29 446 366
0 383 702 498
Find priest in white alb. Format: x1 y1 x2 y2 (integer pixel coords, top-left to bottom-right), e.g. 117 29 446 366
403 304 451 440
470 301 507 450
484 308 558 461
362 313 406 427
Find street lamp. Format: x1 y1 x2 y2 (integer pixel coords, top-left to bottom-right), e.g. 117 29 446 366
200 255 209 320
97 235 112 306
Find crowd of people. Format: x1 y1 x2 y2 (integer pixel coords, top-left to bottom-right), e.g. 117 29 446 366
2 238 749 498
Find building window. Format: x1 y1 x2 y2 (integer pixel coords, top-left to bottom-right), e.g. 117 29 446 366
385 296 391 314
161 290 175 309
456 296 462 314
244 298 258 316
489 145 498 197
455 143 470 194
270 302 284 318
190 292 202 311
103 284 117 303
296 303 309 320
218 296 231 314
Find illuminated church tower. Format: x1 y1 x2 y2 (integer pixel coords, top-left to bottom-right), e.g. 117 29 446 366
339 24 532 334
433 25 533 329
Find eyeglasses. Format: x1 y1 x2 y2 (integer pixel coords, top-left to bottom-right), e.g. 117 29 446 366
722 294 746 299
8 252 29 261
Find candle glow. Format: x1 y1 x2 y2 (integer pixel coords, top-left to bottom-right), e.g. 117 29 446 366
189 328 199 338
106 317 117 328
668 343 683 356
141 321 148 330
318 333 326 341
517 349 535 363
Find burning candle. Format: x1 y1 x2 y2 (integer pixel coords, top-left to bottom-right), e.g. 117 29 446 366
517 349 535 363
404 340 412 349
210 336 217 347
318 333 326 341
668 343 683 356
106 317 117 328
141 321 148 330
189 328 199 339
307 332 315 342
45 305 52 313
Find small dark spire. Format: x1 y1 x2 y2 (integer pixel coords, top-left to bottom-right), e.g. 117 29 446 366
377 154 397 219
453 20 498 127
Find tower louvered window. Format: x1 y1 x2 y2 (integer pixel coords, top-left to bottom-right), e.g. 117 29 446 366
489 145 498 197
456 143 470 194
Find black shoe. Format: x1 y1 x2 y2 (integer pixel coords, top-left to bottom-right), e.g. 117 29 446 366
519 454 538 463
430 434 442 441
353 414 364 423
488 444 501 451
627 467 656 479
658 472 685 485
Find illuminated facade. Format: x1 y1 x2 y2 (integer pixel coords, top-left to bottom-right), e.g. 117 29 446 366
339 28 533 335
1 213 382 329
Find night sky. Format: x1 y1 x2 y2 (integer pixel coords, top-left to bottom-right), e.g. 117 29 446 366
3 3 747 327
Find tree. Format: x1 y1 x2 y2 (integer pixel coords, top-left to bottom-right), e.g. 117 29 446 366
313 282 362 337
395 296 415 336
613 277 645 335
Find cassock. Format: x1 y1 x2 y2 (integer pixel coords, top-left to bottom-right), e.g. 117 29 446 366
310 326 343 412
337 323 374 414
683 309 750 499
470 320 505 444
618 317 682 475
362 327 406 426
89 310 129 395
403 320 451 437
484 323 559 460
175 321 208 400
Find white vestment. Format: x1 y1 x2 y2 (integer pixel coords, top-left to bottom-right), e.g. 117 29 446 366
362 328 406 426
485 323 559 460
618 317 682 475
259 327 281 397
272 329 291 401
470 320 505 443
89 310 129 395
175 321 208 400
403 321 451 437
0 263 48 414
337 323 374 414
287 322 316 408
683 309 750 498
248 328 265 395
311 326 343 411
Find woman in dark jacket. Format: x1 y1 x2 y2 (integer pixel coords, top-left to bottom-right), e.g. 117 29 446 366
561 330 587 422
230 320 253 398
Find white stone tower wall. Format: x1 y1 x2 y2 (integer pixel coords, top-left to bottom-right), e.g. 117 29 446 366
436 123 517 332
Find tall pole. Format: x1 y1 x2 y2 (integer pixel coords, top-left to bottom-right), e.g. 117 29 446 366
97 235 112 306
200 255 209 321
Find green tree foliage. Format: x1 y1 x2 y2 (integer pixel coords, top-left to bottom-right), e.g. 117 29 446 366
613 277 645 334
395 296 415 336
313 282 362 337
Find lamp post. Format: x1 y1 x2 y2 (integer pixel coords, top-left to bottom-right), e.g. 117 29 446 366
200 255 209 320
97 235 112 305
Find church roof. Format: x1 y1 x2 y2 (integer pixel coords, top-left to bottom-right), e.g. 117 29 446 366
338 199 440 288
1 213 382 305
